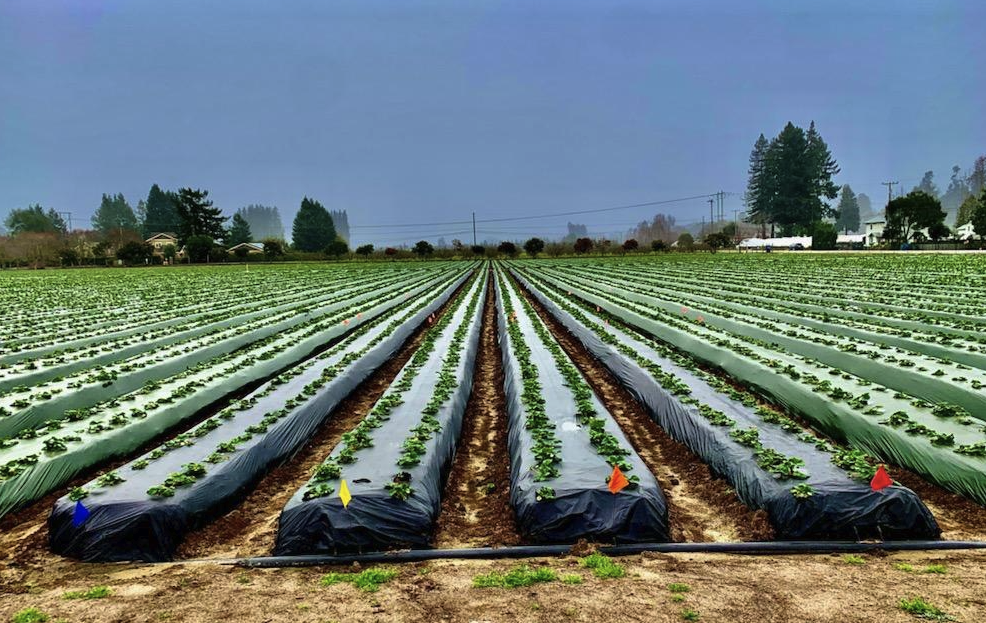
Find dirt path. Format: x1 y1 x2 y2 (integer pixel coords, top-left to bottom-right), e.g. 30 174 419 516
3 551 985 623
177 281 469 559
433 272 522 548
513 274 773 543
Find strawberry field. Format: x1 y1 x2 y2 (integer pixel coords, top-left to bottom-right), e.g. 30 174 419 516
2 255 986 564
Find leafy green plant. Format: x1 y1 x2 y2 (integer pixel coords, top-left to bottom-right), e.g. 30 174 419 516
580 553 625 579
680 608 700 621
897 596 954 621
472 565 558 588
320 568 398 593
11 608 49 623
63 585 112 600
842 554 866 565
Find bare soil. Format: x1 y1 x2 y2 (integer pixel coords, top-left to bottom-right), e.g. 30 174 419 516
2 551 985 622
515 275 774 542
433 273 522 548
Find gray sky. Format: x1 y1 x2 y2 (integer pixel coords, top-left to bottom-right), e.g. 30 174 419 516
1 0 983 245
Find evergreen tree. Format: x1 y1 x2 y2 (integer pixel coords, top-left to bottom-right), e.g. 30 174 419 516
857 192 874 220
175 188 227 244
835 184 861 233
92 193 138 235
755 121 839 234
914 170 939 197
143 184 181 237
4 205 67 234
968 156 986 195
972 188 986 243
957 194 978 226
744 133 770 236
804 121 841 220
237 205 285 240
227 213 253 245
291 197 336 251
941 165 971 216
329 209 350 242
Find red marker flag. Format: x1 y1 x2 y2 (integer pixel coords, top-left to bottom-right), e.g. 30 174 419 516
608 465 629 494
871 465 892 491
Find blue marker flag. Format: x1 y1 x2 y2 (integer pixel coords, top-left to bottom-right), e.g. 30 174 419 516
72 500 90 527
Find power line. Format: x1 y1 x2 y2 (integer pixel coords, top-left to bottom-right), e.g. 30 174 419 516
349 192 718 230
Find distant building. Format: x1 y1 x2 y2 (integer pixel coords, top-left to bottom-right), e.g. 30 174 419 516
863 218 885 247
227 242 264 255
145 232 179 256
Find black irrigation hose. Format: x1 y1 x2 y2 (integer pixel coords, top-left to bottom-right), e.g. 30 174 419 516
224 540 986 568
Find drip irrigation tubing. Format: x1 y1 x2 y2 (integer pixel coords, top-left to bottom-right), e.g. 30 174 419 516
207 540 986 568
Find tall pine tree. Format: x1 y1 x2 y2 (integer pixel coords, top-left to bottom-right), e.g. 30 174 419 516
227 213 253 245
143 184 181 237
292 197 336 251
237 205 285 240
175 188 227 244
744 133 770 237
92 193 138 235
835 184 861 233
752 121 840 235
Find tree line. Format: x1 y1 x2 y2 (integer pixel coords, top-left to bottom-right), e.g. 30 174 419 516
1 186 352 267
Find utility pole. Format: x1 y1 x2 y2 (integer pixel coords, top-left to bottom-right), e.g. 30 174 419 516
881 181 899 205
708 198 714 232
733 209 741 242
472 212 477 247
58 211 72 232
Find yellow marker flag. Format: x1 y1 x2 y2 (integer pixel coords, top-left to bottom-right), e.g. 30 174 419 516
339 479 352 508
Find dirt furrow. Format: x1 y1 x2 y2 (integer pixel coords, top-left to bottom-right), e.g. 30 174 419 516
176 279 470 559
432 271 521 548
513 272 773 543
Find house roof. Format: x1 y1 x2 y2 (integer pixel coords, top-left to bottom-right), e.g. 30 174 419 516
864 218 885 225
145 232 178 242
227 242 264 251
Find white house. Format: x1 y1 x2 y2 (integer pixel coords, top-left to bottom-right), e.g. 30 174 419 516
956 222 977 241
864 218 885 247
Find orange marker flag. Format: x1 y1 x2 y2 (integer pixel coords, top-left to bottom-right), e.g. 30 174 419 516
608 465 629 494
871 465 893 491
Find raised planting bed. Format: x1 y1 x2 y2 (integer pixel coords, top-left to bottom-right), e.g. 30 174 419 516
513 266 939 540
48 268 473 561
274 271 487 555
494 266 668 544
524 266 986 506
0 267 439 439
1 268 466 519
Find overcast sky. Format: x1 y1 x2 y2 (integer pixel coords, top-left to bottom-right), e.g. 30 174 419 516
1 0 983 245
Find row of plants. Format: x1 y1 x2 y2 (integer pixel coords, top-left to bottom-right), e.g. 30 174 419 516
0 263 380 353
581 254 986 333
523 263 986 506
274 272 486 554
574 262 986 357
0 269 431 437
493 265 668 543
543 264 986 421
49 267 475 560
0 270 413 391
1 267 466 518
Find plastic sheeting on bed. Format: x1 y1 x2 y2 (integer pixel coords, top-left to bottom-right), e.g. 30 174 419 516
495 268 669 544
48 270 472 562
513 267 939 540
274 272 487 555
